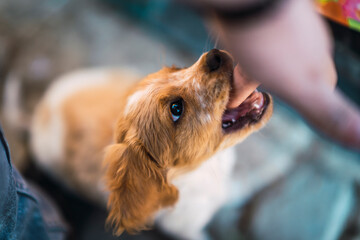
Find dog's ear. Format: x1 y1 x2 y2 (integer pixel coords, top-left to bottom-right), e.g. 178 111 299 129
104 143 178 235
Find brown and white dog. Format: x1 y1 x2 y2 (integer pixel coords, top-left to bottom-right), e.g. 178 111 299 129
30 49 273 239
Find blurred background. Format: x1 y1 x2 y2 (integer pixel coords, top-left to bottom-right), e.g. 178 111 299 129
0 0 359 239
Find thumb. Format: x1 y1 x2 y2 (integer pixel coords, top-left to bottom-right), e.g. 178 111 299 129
227 65 260 108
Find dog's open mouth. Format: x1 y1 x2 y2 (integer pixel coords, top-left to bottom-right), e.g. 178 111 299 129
222 90 269 133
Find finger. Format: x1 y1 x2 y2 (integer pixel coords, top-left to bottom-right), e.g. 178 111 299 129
227 65 260 108
283 85 360 150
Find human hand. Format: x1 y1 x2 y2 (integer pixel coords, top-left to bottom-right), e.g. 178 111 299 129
213 0 360 149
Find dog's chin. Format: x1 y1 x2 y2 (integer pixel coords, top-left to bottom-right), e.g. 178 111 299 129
221 90 270 134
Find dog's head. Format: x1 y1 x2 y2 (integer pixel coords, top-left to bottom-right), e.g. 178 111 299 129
105 49 273 235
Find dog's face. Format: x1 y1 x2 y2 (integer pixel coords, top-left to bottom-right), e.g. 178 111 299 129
105 49 273 235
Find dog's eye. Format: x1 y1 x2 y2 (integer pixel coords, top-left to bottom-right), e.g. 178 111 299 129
170 99 183 122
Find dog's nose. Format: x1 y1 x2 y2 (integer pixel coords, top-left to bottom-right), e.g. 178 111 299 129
206 49 226 72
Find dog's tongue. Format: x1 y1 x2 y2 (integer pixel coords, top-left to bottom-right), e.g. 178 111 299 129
227 65 260 109
222 91 264 122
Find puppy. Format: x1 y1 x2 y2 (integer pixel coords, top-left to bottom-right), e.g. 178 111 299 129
31 49 273 239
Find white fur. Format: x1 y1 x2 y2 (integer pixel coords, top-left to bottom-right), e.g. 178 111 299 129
156 147 236 240
204 113 212 124
31 69 134 176
199 113 213 125
31 107 64 174
197 93 207 109
124 87 151 115
192 78 201 91
45 69 114 108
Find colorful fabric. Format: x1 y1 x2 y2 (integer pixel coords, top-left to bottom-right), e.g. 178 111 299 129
316 0 360 32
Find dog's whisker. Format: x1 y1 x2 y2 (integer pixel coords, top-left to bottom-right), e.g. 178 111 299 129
214 34 220 49
203 30 217 53
256 130 267 138
203 34 211 53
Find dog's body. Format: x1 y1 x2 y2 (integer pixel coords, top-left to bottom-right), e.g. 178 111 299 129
31 69 139 204
31 50 272 239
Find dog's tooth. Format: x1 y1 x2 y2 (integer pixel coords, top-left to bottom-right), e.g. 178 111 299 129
222 122 233 128
232 118 236 123
253 103 260 109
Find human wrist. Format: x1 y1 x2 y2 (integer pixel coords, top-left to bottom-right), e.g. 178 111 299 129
210 0 287 23
184 0 287 24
